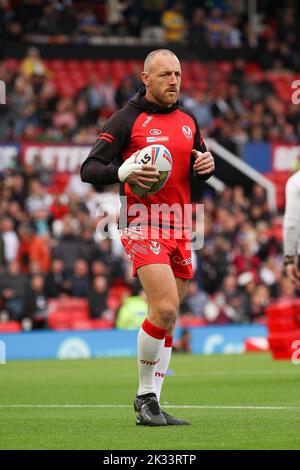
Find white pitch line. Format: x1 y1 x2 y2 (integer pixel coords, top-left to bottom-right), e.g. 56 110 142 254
1 404 300 411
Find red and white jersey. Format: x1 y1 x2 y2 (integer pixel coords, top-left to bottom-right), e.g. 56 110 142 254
81 88 211 235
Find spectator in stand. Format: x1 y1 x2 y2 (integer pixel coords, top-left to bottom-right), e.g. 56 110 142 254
25 178 51 215
116 291 148 330
184 91 213 130
0 260 29 320
37 4 61 36
0 216 19 265
87 275 111 319
234 238 260 278
85 75 117 119
246 283 271 323
206 8 225 48
77 5 102 36
115 77 137 109
20 47 49 79
10 174 27 210
52 217 86 274
91 259 110 278
106 0 124 34
222 14 242 48
49 194 69 222
141 0 167 27
68 259 90 298
22 274 48 330
8 75 34 138
161 1 186 43
17 223 50 274
52 98 77 136
45 258 67 299
189 8 207 47
180 280 209 317
80 226 98 264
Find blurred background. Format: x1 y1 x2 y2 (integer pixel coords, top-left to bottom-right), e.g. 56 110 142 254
0 0 299 359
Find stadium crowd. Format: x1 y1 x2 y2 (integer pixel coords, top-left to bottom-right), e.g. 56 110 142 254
1 0 300 54
0 155 294 331
0 49 300 152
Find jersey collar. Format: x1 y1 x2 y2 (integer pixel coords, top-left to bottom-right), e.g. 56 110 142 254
132 87 179 114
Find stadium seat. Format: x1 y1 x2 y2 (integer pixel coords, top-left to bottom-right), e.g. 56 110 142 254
48 298 90 330
177 316 206 328
0 322 21 333
70 318 114 330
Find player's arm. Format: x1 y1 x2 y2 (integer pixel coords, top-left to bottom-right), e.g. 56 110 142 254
80 111 158 188
190 117 215 181
80 110 128 185
283 177 300 285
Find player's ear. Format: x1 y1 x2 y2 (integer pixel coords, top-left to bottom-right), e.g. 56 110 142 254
141 71 149 86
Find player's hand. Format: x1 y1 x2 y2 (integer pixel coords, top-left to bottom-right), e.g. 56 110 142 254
118 152 159 189
286 263 300 287
192 150 215 176
126 165 159 189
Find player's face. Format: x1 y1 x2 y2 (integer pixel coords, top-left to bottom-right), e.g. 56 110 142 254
142 55 181 107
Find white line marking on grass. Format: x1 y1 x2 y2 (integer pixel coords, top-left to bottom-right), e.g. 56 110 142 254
1 404 300 411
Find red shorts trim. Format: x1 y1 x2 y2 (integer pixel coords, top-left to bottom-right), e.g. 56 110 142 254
120 229 193 280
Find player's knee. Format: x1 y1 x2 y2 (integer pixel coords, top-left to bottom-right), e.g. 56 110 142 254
156 301 178 325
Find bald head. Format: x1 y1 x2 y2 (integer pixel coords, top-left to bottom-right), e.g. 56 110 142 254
143 49 179 73
141 50 182 107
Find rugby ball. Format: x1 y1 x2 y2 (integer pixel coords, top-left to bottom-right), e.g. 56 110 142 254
129 144 172 197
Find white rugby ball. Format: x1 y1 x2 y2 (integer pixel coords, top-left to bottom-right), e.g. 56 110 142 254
129 144 172 197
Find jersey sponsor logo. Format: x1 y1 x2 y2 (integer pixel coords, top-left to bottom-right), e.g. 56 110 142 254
150 129 162 135
98 132 115 143
149 241 161 255
182 126 192 141
146 136 169 143
142 116 153 127
173 255 192 266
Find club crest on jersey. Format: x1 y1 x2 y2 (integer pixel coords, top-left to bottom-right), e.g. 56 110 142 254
150 129 162 135
149 241 161 255
182 126 192 141
142 116 153 128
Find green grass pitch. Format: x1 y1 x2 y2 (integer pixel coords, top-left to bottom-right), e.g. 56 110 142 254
0 353 300 450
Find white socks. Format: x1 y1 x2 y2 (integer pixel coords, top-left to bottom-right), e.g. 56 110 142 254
155 336 173 402
137 319 167 396
137 319 173 401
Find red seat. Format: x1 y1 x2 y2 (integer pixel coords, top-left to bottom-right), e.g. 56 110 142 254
70 318 114 330
48 299 89 330
178 316 206 327
0 322 21 333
